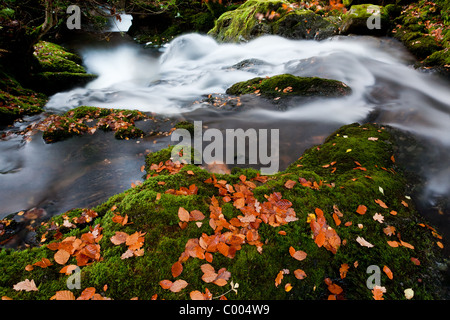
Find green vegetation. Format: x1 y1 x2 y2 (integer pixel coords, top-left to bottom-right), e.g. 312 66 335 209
40 106 147 143
0 69 46 126
0 123 445 300
31 41 97 95
226 74 351 99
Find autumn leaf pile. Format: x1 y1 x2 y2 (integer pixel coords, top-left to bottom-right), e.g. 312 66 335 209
0 123 446 300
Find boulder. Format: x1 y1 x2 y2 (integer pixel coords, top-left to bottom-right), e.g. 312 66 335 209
340 4 390 36
208 0 337 42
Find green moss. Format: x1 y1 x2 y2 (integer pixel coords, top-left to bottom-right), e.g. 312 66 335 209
208 0 336 42
0 69 46 125
422 48 450 66
31 41 97 94
340 4 390 35
226 74 352 98
0 123 445 300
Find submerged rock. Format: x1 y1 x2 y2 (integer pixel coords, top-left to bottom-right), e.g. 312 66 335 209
208 0 337 42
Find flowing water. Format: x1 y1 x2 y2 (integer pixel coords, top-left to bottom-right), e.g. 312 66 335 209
1 33 450 252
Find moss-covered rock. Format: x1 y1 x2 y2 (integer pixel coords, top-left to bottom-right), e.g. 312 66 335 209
208 0 337 42
0 122 446 300
340 4 390 35
226 74 352 99
30 41 97 95
0 69 46 126
39 106 147 143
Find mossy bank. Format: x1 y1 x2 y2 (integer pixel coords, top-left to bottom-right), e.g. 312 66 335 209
0 123 446 300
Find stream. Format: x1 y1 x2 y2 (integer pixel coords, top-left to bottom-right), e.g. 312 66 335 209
0 32 449 255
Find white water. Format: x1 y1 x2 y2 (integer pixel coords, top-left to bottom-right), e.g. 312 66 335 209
45 33 450 197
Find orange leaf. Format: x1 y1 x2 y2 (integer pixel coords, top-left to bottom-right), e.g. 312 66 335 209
356 205 367 215
159 280 173 289
332 213 341 226
275 270 284 287
387 240 400 247
217 242 229 257
289 246 307 261
77 287 96 300
374 199 388 209
339 263 349 279
50 290 75 300
410 257 420 265
400 240 414 249
54 249 71 265
171 261 183 278
190 290 206 300
372 286 384 300
315 232 325 247
401 200 409 207
169 280 188 293
110 231 128 245
383 225 396 236
294 269 307 280
383 265 393 280
178 207 190 222
284 180 297 189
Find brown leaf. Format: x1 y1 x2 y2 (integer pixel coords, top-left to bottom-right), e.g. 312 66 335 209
50 290 75 300
374 199 388 209
110 231 128 245
294 269 307 280
284 180 297 189
171 261 183 278
54 249 71 265
169 280 188 293
159 280 173 289
178 207 190 222
275 270 284 287
190 290 205 300
77 287 96 300
289 246 307 261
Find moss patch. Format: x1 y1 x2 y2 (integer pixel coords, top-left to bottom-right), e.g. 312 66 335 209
208 0 337 42
31 41 97 95
226 74 351 99
0 69 46 126
0 122 446 300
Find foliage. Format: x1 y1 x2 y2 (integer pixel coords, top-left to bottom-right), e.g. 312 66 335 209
0 123 446 300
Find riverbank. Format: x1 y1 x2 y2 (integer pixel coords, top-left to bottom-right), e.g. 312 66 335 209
1 122 447 300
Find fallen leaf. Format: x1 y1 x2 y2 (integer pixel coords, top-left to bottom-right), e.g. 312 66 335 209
171 261 183 278
110 231 128 245
77 287 96 300
356 205 367 215
13 279 38 292
383 265 393 280
284 180 297 189
54 249 71 265
373 213 384 223
50 290 75 300
410 257 420 265
178 207 190 222
372 286 384 300
374 199 388 209
275 270 284 287
289 246 307 261
356 236 374 248
340 263 349 279
159 280 173 289
383 226 396 236
285 283 293 292
169 280 188 293
294 269 307 280
404 288 414 300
